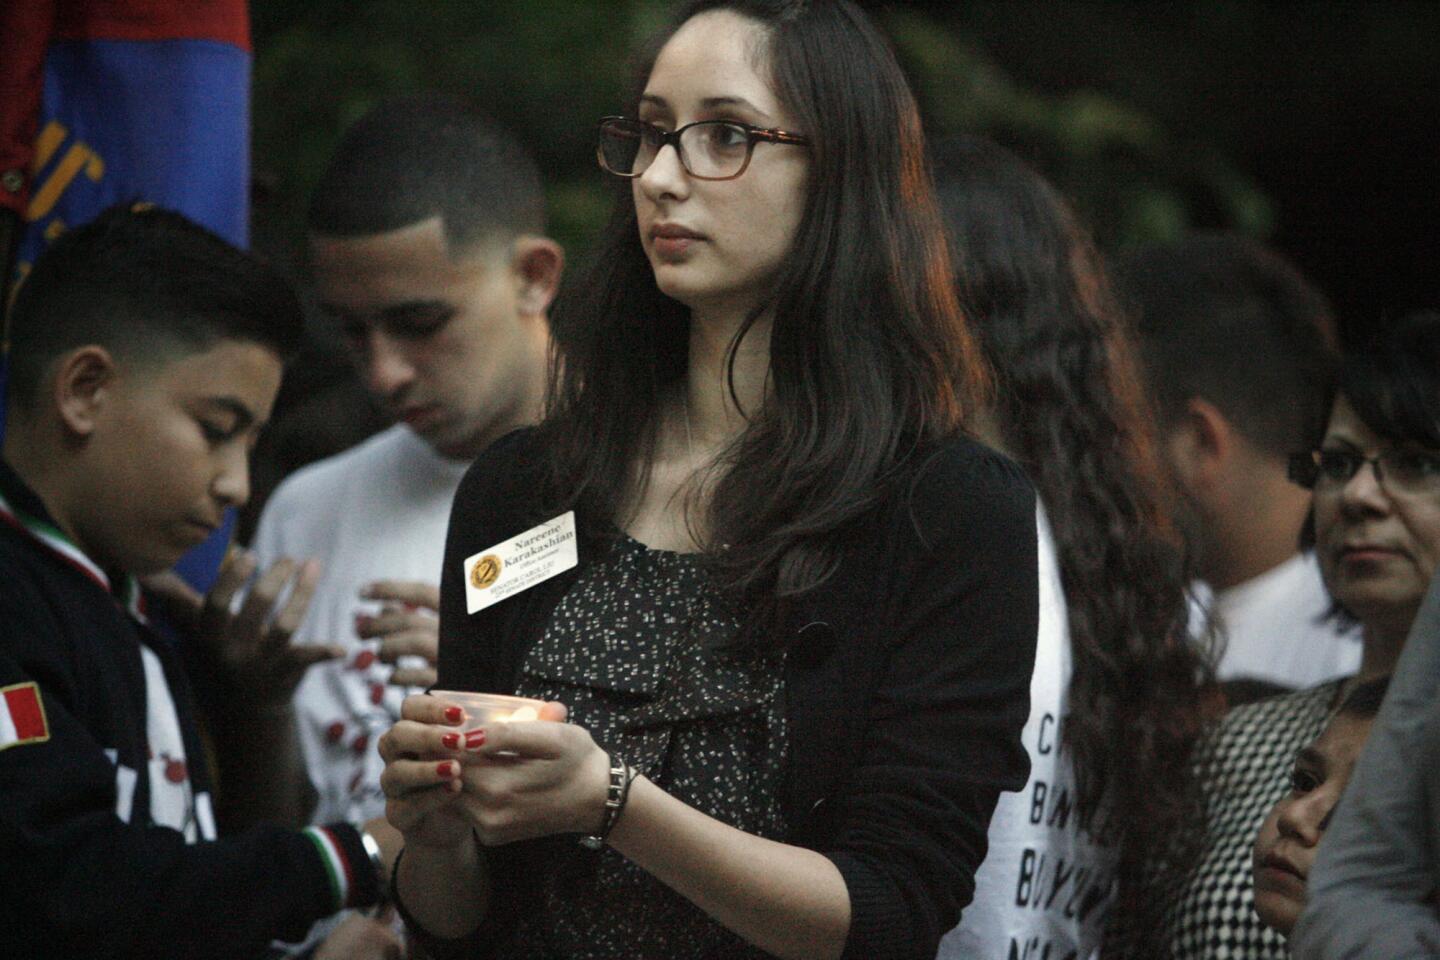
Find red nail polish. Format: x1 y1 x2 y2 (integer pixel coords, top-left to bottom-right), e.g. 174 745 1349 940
444 706 463 724
464 729 486 750
441 732 460 749
436 761 455 778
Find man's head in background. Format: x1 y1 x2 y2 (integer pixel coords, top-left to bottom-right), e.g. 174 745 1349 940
3 204 301 575
1118 234 1340 589
306 96 561 461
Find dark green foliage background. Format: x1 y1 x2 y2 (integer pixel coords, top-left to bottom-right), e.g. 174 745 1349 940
251 1 1438 329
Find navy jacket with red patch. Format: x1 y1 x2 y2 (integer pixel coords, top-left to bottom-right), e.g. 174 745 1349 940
0 460 378 959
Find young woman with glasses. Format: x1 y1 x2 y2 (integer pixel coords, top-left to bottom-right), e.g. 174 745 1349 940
377 2 1040 958
1138 310 1440 960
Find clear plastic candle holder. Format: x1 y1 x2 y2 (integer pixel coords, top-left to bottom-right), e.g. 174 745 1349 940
429 690 549 725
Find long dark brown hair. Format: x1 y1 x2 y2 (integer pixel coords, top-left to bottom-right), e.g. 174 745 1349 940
538 0 988 641
933 136 1212 949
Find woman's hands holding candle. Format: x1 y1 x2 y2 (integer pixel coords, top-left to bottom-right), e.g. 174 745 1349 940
378 695 472 850
381 699 853 959
457 717 612 846
379 692 592 848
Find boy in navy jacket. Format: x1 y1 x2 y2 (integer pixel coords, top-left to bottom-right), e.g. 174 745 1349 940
0 206 392 958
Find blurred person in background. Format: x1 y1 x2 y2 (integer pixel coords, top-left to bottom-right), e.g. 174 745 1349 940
250 95 560 826
1293 313 1440 960
1250 675 1389 939
1126 309 1440 959
247 96 560 953
931 135 1211 960
1117 235 1359 704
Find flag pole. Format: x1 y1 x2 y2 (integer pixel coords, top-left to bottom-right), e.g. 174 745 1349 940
1 207 20 440
2 206 20 330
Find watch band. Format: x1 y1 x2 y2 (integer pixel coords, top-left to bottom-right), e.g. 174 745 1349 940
579 755 636 849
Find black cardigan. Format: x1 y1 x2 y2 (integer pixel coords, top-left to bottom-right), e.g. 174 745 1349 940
420 429 1038 960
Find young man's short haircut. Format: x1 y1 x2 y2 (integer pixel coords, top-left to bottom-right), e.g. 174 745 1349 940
1117 234 1340 459
306 95 545 252
6 204 303 413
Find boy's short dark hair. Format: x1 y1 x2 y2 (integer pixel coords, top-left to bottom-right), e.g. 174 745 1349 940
6 204 303 412
1117 234 1340 459
307 95 545 253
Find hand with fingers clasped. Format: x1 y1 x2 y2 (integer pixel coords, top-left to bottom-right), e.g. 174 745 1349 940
356 581 440 689
379 693 600 850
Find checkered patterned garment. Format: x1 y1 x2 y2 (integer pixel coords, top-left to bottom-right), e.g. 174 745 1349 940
1162 681 1344 959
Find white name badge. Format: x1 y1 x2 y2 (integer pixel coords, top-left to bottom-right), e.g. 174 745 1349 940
463 511 579 614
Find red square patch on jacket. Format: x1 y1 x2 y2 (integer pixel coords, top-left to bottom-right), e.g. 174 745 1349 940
0 682 50 750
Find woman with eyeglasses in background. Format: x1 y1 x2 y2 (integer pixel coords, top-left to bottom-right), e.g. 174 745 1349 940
377 3 1040 959
1142 309 1440 959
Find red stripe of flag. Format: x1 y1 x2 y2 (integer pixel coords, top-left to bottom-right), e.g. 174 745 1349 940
0 0 54 216
4 683 49 741
54 0 250 52
321 827 357 906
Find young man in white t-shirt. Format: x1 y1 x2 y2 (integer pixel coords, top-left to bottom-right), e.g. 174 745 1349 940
247 97 562 951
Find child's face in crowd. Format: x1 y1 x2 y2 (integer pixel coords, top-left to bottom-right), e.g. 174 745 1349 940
70 338 280 576
1251 709 1376 935
310 217 534 460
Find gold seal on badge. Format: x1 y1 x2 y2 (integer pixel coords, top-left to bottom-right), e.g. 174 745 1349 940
470 554 503 590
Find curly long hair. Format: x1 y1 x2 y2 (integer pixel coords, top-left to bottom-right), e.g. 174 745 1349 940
537 0 987 642
933 135 1213 946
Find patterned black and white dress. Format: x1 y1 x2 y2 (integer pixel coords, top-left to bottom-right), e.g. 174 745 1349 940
507 534 789 959
1162 681 1345 959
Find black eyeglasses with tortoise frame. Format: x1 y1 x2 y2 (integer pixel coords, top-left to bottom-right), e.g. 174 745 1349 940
597 115 809 181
